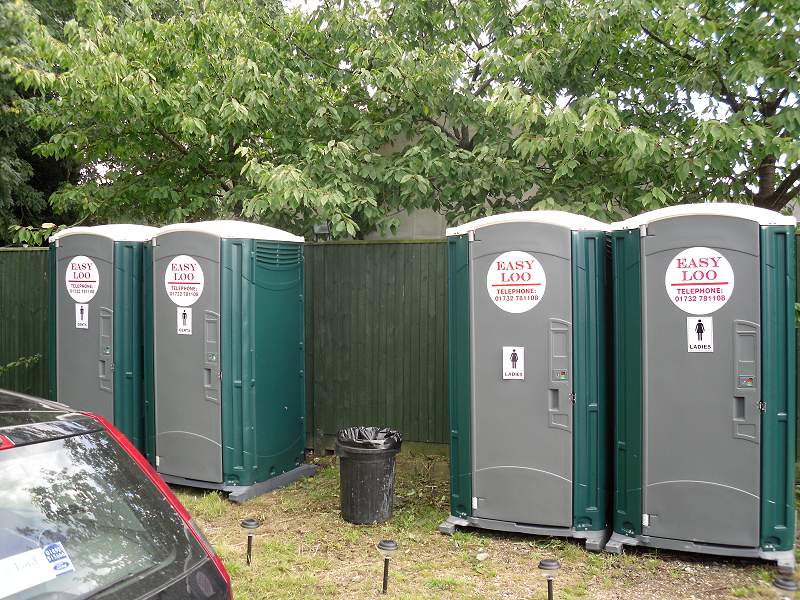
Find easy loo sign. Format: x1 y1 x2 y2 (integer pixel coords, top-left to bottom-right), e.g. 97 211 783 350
164 255 204 307
486 251 547 313
664 246 734 315
665 246 734 354
165 255 204 336
65 256 99 303
65 256 99 330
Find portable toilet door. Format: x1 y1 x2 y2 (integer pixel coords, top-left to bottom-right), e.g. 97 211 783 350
148 221 313 501
606 204 796 569
49 224 156 453
439 211 611 550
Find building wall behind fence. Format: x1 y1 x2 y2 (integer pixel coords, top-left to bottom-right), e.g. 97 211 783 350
0 248 50 397
304 241 449 451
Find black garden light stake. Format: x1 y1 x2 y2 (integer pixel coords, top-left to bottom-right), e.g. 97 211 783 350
538 558 561 600
241 518 260 566
377 539 397 594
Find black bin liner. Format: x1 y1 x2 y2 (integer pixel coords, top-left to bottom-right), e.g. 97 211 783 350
336 427 402 450
336 427 403 525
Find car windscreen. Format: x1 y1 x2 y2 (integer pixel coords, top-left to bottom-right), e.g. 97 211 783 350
0 430 207 599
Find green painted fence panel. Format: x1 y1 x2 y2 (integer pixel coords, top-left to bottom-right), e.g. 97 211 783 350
0 248 50 397
304 241 448 451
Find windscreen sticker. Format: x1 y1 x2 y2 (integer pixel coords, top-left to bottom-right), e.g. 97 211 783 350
43 543 74 576
486 251 546 313
65 255 99 302
0 548 57 598
664 246 734 315
164 255 205 307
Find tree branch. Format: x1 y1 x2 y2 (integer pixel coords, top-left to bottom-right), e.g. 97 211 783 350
714 72 742 112
641 25 698 64
420 115 461 145
641 24 743 112
472 76 494 97
446 0 483 52
154 125 234 191
154 125 189 156
257 15 353 75
770 163 800 208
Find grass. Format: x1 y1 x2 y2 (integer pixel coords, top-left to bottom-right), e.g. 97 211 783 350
175 452 790 599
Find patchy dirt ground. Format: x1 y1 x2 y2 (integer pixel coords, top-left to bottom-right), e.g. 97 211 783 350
175 451 795 599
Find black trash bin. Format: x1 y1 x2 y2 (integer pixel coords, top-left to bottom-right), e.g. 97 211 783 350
336 427 403 524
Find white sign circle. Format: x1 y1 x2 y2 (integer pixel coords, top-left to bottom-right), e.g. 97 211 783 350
65 256 99 302
664 246 734 315
486 251 547 313
164 255 205 307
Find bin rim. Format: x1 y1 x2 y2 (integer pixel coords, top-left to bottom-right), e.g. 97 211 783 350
335 441 402 456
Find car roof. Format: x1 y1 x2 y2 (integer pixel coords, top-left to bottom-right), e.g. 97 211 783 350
0 389 100 446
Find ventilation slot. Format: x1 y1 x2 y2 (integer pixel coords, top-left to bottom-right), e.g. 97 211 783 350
254 242 301 266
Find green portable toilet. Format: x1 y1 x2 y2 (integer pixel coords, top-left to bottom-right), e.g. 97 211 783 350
146 221 314 502
607 203 796 568
49 224 157 453
440 211 611 550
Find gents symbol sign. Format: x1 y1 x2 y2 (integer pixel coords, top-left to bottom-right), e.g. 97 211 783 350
486 251 547 313
664 246 734 315
65 256 99 302
165 255 205 306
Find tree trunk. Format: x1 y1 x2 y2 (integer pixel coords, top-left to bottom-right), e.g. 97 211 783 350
753 154 777 210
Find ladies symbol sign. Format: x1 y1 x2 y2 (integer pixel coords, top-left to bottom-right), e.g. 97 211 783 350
664 246 734 315
164 255 205 307
486 251 547 313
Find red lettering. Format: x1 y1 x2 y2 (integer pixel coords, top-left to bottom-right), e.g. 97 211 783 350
500 271 532 283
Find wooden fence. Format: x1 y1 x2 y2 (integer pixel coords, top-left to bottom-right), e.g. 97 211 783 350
0 243 449 450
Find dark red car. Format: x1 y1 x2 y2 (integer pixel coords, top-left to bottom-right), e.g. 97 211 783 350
0 390 231 599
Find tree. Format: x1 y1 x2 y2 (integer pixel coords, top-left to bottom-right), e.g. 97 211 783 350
1 0 79 245
4 0 798 240
528 0 800 212
4 0 376 237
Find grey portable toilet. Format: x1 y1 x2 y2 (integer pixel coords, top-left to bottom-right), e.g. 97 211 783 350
607 204 796 568
440 211 612 550
147 221 313 502
49 224 157 453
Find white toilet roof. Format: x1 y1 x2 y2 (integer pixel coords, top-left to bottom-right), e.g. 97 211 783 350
153 220 304 242
50 224 157 242
446 211 611 236
612 203 795 229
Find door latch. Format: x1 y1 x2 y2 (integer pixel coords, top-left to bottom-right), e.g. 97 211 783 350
569 392 576 404
758 400 766 412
